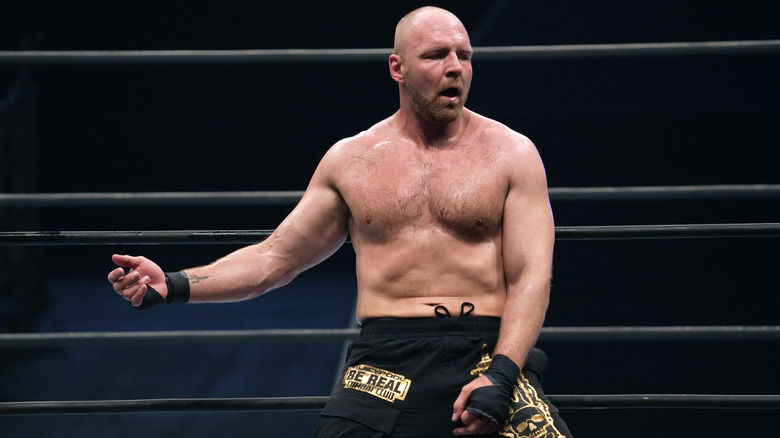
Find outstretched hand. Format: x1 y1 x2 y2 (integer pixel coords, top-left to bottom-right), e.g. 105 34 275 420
107 254 165 307
452 375 499 436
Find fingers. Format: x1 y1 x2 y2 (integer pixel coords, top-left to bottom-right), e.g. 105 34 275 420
453 411 497 435
111 269 150 304
451 385 470 424
107 266 125 283
452 375 488 422
111 253 141 269
126 281 150 307
451 384 474 435
108 255 151 307
108 262 147 292
452 376 498 435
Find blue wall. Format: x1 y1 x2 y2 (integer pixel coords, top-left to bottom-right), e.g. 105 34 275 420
1 274 357 437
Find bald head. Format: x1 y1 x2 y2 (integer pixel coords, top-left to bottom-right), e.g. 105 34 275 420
388 6 473 124
393 7 469 57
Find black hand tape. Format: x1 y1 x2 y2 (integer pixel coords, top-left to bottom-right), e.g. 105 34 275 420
133 271 190 311
465 354 519 424
136 284 164 310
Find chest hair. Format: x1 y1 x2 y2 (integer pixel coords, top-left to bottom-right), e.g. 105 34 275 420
344 144 506 241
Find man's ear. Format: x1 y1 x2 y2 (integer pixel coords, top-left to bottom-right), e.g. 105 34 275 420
389 54 404 83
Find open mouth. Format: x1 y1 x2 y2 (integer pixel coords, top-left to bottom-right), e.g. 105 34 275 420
440 87 461 101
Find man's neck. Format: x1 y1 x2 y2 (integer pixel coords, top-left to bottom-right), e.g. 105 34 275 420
396 108 471 148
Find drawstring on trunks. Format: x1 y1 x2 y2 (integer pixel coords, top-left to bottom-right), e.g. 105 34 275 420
434 302 475 317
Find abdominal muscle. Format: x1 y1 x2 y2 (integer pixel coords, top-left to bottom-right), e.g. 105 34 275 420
352 228 507 321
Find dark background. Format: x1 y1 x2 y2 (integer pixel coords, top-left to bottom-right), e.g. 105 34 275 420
1 1 779 437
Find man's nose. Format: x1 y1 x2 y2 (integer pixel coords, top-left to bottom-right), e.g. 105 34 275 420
444 52 463 76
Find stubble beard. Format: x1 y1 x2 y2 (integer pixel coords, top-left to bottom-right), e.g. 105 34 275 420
405 76 468 124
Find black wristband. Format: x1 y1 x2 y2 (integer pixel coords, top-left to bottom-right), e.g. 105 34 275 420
163 271 190 304
483 354 520 388
465 354 520 424
134 271 189 310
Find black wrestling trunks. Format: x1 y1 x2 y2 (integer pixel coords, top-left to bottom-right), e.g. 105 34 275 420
313 317 571 438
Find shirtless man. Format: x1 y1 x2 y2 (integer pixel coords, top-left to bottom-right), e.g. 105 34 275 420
109 7 571 437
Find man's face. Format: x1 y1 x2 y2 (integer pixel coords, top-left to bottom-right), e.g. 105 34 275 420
400 15 473 124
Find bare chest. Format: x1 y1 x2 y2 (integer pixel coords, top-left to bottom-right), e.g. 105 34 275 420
340 146 507 241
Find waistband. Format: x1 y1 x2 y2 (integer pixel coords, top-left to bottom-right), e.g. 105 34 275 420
358 316 501 338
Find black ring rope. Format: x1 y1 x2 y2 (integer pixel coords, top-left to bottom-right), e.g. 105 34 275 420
0 191 306 208
0 328 359 348
554 223 780 241
2 185 779 208
0 230 271 246
1 394 778 415
548 184 780 202
2 326 778 349
1 223 778 246
1 40 778 65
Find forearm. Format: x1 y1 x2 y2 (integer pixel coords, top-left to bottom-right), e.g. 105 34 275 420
493 272 550 366
180 213 346 303
181 244 293 303
112 152 349 309
452 272 550 433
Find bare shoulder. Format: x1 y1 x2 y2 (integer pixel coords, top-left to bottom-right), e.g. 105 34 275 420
471 112 536 154
468 111 542 175
322 117 396 162
311 117 400 194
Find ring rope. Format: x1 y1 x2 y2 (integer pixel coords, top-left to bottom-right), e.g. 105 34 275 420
549 184 780 202
1 40 778 65
2 185 779 208
2 326 779 349
556 223 780 241
0 328 359 348
0 191 306 208
1 394 778 415
2 223 779 246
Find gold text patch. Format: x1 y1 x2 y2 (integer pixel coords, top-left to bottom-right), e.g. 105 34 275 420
342 364 411 403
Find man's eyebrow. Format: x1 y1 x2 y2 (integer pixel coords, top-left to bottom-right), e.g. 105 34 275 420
420 46 472 57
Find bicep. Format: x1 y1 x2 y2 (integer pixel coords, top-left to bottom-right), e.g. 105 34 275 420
265 163 350 275
502 145 555 287
278 189 348 259
185 160 348 301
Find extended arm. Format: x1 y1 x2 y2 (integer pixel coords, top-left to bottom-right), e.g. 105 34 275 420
109 149 349 306
183 181 349 302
